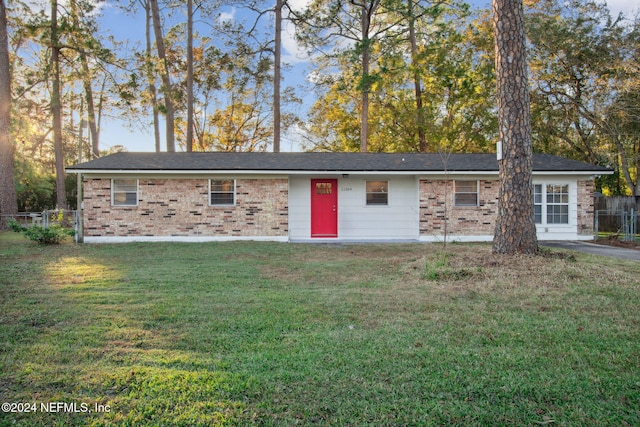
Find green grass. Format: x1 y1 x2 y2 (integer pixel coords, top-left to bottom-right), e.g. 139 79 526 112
1 232 639 426
594 231 639 242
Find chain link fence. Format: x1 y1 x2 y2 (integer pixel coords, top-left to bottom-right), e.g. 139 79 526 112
593 195 639 242
2 210 80 241
594 209 638 242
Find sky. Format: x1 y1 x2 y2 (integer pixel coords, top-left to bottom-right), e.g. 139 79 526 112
97 0 315 153
95 0 640 154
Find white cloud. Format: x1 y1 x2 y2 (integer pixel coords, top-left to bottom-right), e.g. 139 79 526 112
606 0 640 17
282 18 311 64
23 0 106 17
278 0 315 64
217 7 236 24
472 0 639 18
286 0 312 13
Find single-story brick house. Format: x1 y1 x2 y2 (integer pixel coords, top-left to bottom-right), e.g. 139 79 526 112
67 152 612 243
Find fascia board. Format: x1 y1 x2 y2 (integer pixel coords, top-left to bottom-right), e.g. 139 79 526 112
70 169 440 175
71 169 497 175
68 169 611 176
531 171 613 177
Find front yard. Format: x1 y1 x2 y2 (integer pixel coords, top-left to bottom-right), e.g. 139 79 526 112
0 232 638 426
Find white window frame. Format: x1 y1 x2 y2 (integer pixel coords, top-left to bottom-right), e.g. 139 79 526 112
365 180 389 206
534 183 570 225
534 184 543 224
209 179 236 206
454 180 479 207
111 179 138 206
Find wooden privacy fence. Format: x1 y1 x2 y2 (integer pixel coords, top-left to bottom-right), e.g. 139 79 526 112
594 195 639 241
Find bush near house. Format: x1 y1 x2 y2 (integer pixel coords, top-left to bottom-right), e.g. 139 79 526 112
8 218 75 244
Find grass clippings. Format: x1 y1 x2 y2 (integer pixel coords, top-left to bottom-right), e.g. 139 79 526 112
0 233 639 426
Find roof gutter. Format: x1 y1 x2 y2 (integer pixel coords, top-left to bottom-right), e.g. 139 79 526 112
67 169 612 176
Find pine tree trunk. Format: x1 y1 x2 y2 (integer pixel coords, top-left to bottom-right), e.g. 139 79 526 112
0 0 18 221
360 6 370 153
70 0 99 158
81 60 99 158
492 0 538 254
51 0 66 209
273 0 282 153
143 0 161 153
149 0 175 152
186 0 194 152
408 0 426 152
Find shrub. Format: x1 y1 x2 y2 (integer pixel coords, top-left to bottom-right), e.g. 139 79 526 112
7 218 75 245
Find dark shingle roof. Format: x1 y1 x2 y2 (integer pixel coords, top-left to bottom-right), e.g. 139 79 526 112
67 152 612 173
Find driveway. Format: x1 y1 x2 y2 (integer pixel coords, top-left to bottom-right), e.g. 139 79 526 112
541 241 640 261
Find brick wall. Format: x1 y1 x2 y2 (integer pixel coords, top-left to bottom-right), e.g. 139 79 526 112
419 179 500 237
83 178 288 237
577 179 595 235
83 176 594 240
420 179 596 238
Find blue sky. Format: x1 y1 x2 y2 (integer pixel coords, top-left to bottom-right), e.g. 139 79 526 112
97 0 313 152
95 0 639 153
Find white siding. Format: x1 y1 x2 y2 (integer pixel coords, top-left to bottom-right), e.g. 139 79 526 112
533 177 581 240
288 177 313 240
289 175 419 241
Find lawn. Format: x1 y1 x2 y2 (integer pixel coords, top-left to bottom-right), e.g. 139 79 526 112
0 232 639 426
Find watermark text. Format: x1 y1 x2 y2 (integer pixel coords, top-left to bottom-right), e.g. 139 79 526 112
2 401 111 414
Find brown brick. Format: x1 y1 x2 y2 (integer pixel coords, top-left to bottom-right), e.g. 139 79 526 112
419 179 499 237
83 178 288 237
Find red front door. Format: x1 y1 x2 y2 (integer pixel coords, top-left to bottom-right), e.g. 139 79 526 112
311 179 338 238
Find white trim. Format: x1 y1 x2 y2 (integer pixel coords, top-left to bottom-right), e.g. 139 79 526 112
453 179 479 207
535 183 570 226
419 235 494 243
111 178 138 207
84 234 592 244
209 178 236 207
69 169 609 177
83 235 289 244
419 233 593 243
291 238 421 243
365 179 389 206
533 179 577 234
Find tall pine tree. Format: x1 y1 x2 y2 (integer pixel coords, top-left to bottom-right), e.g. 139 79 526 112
0 0 18 222
492 0 538 254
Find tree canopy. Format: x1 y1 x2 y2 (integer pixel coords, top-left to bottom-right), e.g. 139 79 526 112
1 0 638 213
